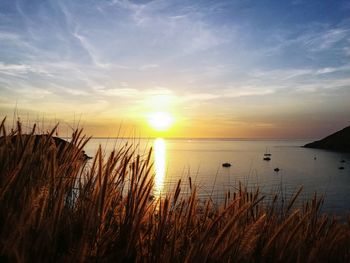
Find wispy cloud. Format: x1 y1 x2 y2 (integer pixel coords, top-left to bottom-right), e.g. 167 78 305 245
300 28 349 52
0 0 349 137
0 62 54 77
72 30 111 69
139 64 159 70
0 63 31 76
0 32 21 41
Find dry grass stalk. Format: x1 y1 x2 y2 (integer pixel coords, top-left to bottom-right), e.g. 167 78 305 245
0 118 349 262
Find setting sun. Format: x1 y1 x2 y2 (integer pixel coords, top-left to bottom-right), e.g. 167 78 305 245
148 112 174 131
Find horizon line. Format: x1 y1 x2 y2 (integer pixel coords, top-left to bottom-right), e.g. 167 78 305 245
60 136 315 141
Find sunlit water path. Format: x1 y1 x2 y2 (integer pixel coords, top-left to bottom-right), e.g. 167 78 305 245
84 138 350 214
154 138 166 196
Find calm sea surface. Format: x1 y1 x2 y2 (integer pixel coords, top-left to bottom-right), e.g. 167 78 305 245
84 138 350 214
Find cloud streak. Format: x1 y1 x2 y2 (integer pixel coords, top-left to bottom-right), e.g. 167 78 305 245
0 0 349 137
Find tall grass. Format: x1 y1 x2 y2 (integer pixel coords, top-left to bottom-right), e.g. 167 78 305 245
0 118 349 262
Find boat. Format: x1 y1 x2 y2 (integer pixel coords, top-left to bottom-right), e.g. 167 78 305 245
262 147 272 161
264 147 272 156
222 162 231 167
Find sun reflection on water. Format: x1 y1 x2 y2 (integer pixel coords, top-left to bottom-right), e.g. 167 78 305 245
154 138 166 197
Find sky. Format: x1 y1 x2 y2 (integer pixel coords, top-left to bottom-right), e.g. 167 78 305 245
0 0 349 138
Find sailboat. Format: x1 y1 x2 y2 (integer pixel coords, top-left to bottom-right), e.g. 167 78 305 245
263 147 271 161
264 147 272 156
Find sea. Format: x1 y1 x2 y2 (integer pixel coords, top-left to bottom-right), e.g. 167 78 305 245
84 138 350 215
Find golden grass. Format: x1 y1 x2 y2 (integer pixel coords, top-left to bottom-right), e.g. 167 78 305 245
0 118 349 262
